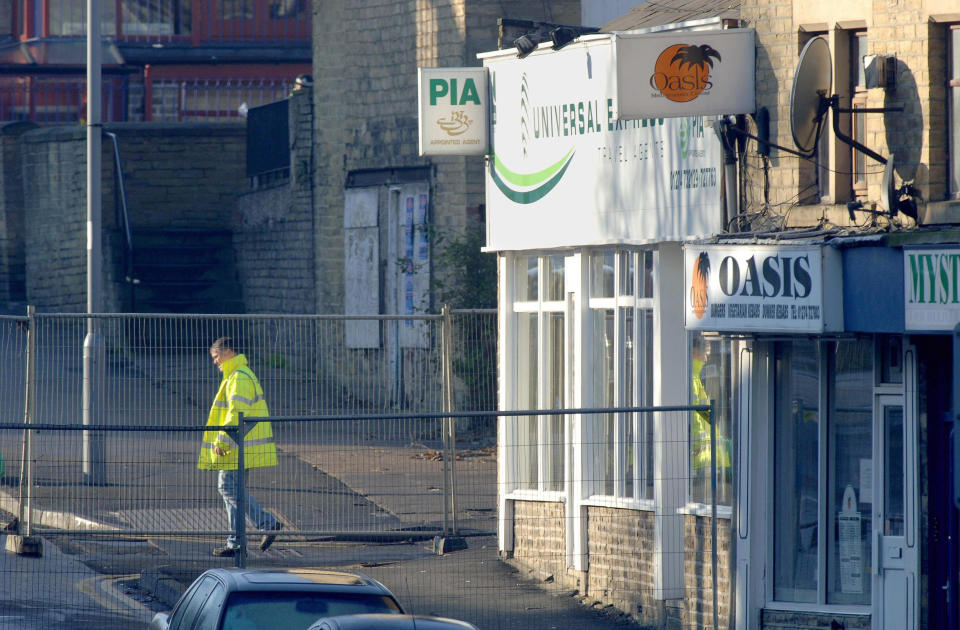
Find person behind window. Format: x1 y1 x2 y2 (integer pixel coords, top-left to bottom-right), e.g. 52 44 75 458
690 335 731 504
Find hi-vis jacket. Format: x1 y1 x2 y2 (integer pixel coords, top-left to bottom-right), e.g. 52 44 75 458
691 357 731 471
197 353 277 470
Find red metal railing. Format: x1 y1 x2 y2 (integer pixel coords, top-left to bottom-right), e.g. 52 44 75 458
17 0 310 44
0 75 297 124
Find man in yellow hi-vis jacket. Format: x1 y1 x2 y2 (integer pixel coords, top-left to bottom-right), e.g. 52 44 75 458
200 337 281 557
690 336 731 504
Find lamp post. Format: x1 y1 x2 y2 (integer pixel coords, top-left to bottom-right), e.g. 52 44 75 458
83 0 105 485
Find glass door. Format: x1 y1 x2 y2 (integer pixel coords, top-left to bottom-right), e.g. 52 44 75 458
873 391 917 630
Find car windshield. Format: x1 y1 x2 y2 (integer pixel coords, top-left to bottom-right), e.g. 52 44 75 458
221 591 402 629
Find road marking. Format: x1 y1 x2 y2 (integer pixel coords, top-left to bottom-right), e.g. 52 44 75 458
76 573 151 615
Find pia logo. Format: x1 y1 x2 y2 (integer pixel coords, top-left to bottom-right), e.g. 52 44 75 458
650 44 720 103
436 111 472 136
690 252 710 319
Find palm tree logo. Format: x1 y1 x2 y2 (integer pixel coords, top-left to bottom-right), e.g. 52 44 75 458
690 252 711 319
651 43 722 103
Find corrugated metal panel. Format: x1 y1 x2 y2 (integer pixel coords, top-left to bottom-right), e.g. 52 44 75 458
602 0 740 32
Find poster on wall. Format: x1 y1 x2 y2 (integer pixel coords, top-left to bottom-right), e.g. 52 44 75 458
838 485 863 594
482 38 722 251
418 67 488 156
683 244 844 333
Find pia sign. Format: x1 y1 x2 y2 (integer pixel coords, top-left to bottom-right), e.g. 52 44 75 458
418 67 488 156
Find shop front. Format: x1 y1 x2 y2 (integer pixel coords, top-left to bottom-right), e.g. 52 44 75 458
481 30 726 626
687 238 959 630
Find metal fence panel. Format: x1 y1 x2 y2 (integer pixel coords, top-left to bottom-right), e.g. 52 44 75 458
0 312 723 630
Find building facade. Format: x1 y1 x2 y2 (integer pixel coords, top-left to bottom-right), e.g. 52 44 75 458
0 1 311 124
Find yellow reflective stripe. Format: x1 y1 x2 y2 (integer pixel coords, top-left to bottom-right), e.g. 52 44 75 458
244 437 274 447
213 401 228 408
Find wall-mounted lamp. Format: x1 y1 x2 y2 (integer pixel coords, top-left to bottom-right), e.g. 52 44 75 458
514 33 543 58
514 25 600 58
550 25 599 51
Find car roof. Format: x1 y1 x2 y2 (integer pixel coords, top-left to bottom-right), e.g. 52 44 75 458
200 568 395 596
308 614 479 630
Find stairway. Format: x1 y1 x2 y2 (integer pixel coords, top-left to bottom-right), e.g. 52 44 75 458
120 229 245 314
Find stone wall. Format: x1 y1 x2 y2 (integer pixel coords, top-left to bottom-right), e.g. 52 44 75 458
683 515 731 630
234 88 315 314
586 506 660 626
0 122 34 303
20 123 245 312
311 0 579 313
511 499 569 586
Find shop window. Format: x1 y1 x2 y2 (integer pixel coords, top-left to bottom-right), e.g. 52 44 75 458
512 254 565 493
688 331 733 507
588 250 655 502
773 339 873 606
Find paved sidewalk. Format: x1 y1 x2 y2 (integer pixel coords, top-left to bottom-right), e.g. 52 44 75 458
0 436 643 630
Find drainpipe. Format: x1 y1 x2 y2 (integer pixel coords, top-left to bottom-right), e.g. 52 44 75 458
713 117 739 232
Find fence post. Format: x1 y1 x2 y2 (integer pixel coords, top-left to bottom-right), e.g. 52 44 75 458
17 306 36 535
235 412 246 569
8 306 42 556
441 304 458 536
710 401 719 630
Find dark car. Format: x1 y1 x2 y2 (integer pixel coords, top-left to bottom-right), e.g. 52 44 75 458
148 568 404 630
308 613 479 630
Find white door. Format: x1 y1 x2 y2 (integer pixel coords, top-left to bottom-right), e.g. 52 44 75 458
873 362 918 630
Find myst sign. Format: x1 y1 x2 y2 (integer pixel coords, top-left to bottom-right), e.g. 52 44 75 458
904 248 960 330
418 67 488 156
685 245 843 333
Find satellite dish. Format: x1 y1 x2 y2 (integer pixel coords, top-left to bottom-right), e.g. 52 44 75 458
878 154 897 215
790 37 832 155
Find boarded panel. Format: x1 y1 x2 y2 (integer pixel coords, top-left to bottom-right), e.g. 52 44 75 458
345 188 380 348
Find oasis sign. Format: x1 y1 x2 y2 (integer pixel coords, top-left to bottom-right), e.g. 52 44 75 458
613 28 755 120
418 67 488 156
904 247 960 330
685 245 843 333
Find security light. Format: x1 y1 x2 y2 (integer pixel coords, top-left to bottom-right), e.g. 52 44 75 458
514 34 542 58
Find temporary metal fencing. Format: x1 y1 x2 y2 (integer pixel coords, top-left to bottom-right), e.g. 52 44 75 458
0 312 726 630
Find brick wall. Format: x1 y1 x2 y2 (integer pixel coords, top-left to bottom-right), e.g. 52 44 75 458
511 500 568 585
586 506 660 626
683 514 731 630
20 123 245 312
234 88 315 314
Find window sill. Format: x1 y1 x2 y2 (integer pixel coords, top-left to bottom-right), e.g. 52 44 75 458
763 602 871 615
505 490 565 503
581 495 656 512
676 502 732 519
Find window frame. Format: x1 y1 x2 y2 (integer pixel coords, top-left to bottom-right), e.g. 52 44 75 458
509 253 567 497
584 249 656 506
849 30 869 199
949 25 960 199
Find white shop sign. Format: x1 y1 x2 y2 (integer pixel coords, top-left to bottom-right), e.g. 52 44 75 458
904 247 960 331
684 244 843 333
418 67 488 156
483 38 722 251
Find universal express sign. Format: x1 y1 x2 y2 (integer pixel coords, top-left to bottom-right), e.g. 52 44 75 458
684 245 843 333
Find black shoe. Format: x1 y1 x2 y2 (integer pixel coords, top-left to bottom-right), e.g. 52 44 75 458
259 522 282 551
212 545 238 557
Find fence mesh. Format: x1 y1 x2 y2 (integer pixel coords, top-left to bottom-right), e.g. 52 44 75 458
0 312 723 630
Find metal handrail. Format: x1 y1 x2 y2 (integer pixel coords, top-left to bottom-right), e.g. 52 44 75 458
104 131 138 309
